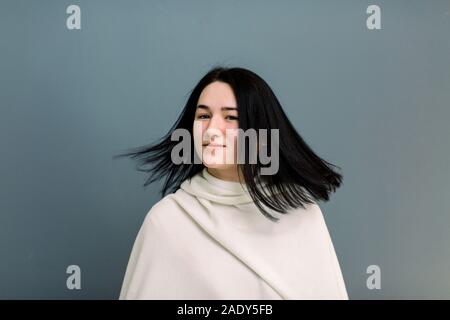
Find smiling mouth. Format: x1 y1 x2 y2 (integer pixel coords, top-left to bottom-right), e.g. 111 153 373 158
203 143 226 147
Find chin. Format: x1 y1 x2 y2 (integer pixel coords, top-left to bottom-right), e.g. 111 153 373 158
203 163 227 169
202 162 235 170
201 150 236 169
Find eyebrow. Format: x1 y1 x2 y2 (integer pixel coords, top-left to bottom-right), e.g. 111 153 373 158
196 104 238 111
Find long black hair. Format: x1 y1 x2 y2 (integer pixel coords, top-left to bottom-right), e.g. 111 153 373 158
114 66 343 222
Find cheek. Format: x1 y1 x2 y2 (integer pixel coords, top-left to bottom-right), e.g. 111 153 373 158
194 120 212 140
224 126 237 139
193 120 204 157
224 129 239 158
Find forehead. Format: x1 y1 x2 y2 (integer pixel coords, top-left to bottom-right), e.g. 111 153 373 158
197 81 237 110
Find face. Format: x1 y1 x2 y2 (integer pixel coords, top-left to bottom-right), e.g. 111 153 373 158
193 81 239 171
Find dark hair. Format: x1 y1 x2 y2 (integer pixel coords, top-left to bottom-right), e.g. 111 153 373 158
114 65 343 222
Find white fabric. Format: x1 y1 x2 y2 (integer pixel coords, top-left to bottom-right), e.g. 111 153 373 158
119 168 348 300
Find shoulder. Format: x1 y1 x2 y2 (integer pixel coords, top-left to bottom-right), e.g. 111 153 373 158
138 191 189 236
299 201 327 224
147 193 178 215
276 200 328 231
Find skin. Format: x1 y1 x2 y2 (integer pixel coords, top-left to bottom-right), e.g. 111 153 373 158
193 81 244 182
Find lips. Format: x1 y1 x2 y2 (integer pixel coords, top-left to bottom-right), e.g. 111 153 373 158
202 142 226 147
203 144 226 147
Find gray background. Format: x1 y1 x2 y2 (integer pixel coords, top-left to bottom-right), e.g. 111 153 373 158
1 0 449 299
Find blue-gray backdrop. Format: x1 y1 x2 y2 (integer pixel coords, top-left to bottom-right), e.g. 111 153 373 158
1 0 449 299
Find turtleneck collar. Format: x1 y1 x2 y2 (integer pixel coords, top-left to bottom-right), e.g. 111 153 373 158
202 168 247 191
180 168 254 205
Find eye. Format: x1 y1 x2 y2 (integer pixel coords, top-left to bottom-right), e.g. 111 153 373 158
226 115 238 120
196 114 210 119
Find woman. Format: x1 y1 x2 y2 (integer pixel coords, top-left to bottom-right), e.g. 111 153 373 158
115 66 348 299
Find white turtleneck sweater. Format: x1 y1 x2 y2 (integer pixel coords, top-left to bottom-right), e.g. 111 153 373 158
119 168 348 300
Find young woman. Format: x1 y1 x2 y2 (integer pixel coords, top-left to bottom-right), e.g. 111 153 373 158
115 66 348 299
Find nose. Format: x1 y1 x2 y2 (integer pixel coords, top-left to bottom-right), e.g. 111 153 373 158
207 134 217 144
206 114 226 133
204 115 225 143
207 113 224 129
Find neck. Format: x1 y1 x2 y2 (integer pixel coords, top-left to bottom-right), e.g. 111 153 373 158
206 167 244 183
